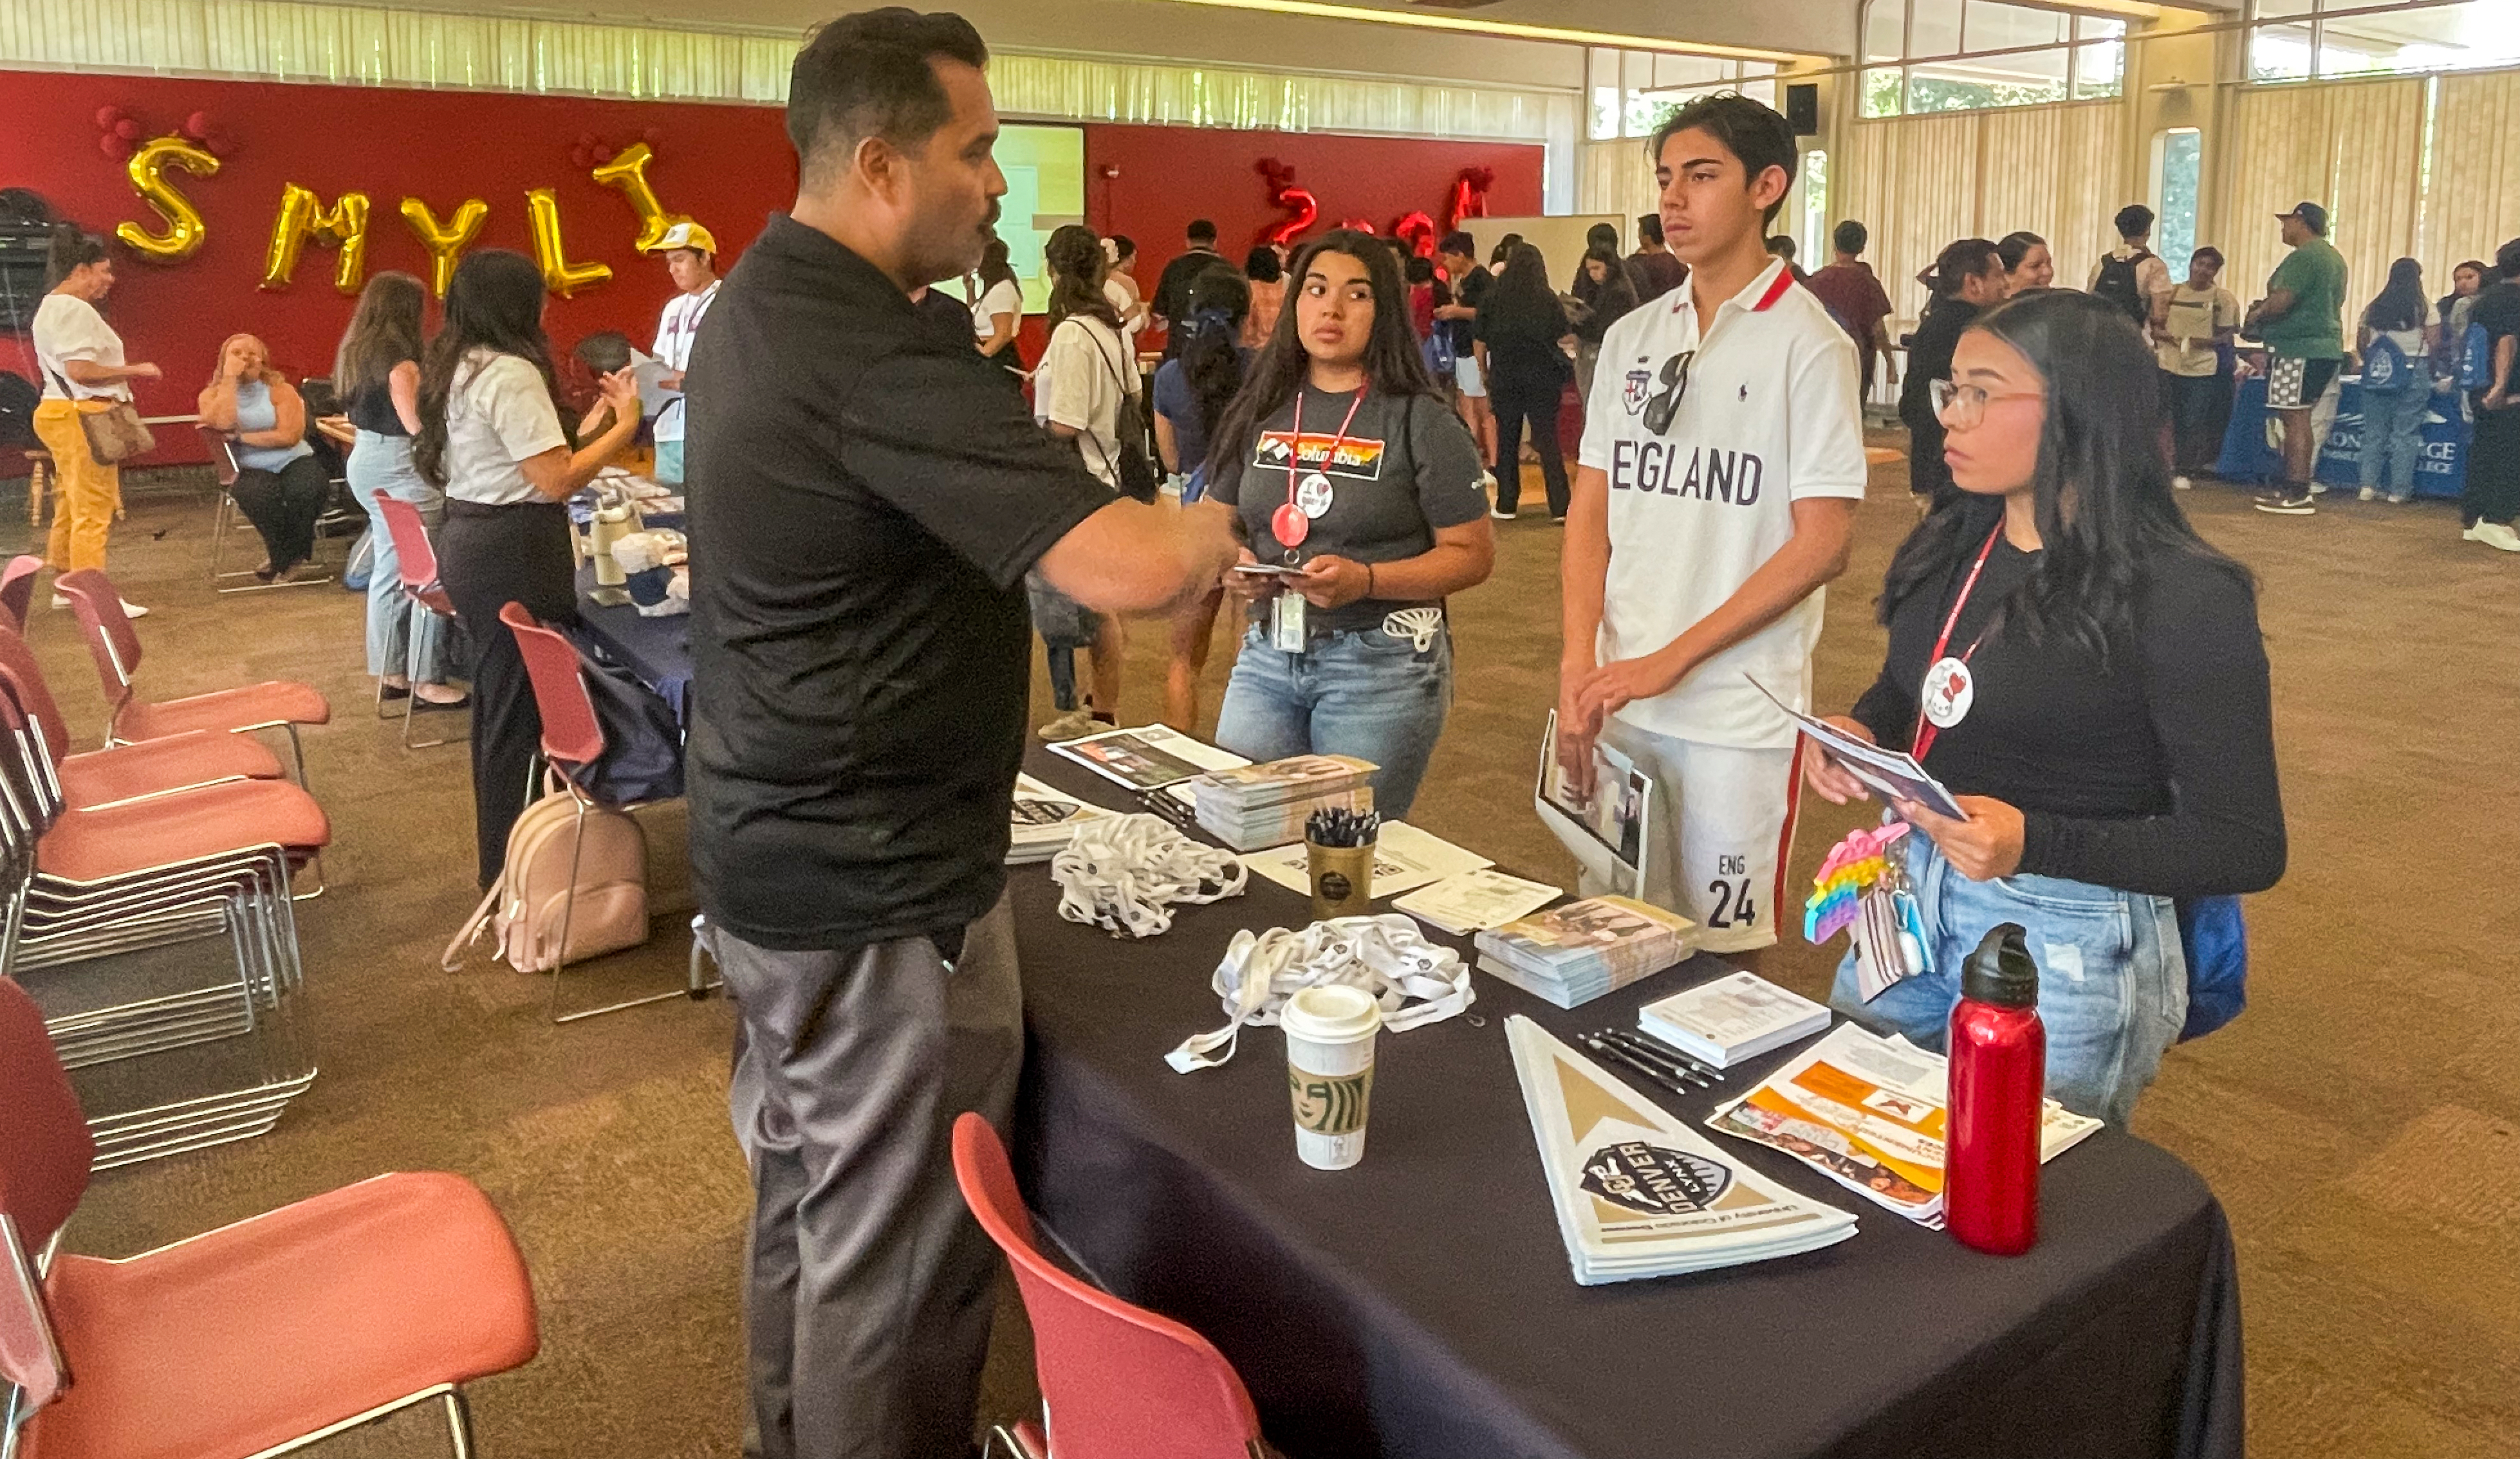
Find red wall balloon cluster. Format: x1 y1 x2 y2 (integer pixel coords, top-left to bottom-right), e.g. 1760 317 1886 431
1251 158 1490 257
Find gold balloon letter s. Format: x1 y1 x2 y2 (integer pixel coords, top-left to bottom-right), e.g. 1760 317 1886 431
400 197 488 298
525 188 612 297
589 142 696 253
116 136 220 262
263 184 371 295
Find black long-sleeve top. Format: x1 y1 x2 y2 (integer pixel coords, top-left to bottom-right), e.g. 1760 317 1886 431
1848 518 2286 899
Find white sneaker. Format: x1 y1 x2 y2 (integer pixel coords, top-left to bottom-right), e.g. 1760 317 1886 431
2462 522 2484 541
1478 470 1497 491
1490 507 1517 521
2475 522 2520 553
2357 486 2378 502
2173 475 2193 490
2308 481 2331 496
120 599 149 619
50 594 68 610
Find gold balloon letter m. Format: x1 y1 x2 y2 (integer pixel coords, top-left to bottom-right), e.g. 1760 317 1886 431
263 184 371 295
116 136 221 262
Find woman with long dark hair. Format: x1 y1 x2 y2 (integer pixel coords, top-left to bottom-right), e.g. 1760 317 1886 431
31 225 160 611
1031 224 1137 739
198 333 332 582
1901 238 2006 511
1570 244 1640 408
335 271 463 705
1473 243 1575 520
1804 289 2284 1123
1996 231 2053 295
1202 230 1496 816
418 249 640 887
1154 269 1254 730
2355 256 2436 503
972 236 1020 359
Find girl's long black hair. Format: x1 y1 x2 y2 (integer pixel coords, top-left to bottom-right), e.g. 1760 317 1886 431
2364 255 2427 334
1043 223 1118 331
976 236 1017 291
1176 268 1251 443
414 249 568 489
1480 243 1564 338
1878 289 2250 661
1203 230 1438 484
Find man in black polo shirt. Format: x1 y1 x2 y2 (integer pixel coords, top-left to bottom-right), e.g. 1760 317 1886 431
1149 216 1223 339
683 12 1236 1458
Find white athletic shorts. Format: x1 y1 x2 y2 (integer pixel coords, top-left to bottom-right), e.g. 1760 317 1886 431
1576 720 1804 955
1454 351 1487 398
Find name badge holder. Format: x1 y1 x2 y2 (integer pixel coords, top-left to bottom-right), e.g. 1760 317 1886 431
1271 592 1308 651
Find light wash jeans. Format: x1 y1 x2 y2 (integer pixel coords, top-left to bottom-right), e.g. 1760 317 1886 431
346 430 450 683
1829 824 2187 1125
2357 373 2431 499
1214 620 1452 820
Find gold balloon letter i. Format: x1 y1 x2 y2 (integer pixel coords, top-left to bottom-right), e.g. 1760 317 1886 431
263 184 371 295
526 188 612 297
400 197 488 298
589 143 695 253
116 136 220 262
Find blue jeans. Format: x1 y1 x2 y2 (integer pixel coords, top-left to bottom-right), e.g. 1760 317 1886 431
1214 621 1452 820
1829 826 2186 1125
346 431 450 683
2358 377 2431 497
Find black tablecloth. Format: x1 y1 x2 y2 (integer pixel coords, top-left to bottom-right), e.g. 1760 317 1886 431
1009 746 2242 1459
571 563 692 728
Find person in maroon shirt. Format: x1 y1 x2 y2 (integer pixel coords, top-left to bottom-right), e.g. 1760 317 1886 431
1624 212 1688 303
1807 219 1897 399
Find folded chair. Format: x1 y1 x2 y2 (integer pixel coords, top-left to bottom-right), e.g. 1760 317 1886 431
0 556 39 632
0 622 284 811
0 978 541 1459
200 424 331 592
373 493 469 749
950 1113 1270 1459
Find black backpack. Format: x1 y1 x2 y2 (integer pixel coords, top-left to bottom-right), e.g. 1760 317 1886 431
2093 248 2153 324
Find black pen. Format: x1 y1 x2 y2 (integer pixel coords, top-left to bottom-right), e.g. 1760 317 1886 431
1581 1034 1696 1101
1605 1027 1725 1084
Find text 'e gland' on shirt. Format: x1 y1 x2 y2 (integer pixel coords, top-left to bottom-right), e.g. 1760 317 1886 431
1579 257 1867 749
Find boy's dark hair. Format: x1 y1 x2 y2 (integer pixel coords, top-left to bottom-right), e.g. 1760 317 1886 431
1439 230 1476 258
787 9 987 186
1586 221 1620 252
2115 203 2156 239
1931 237 2002 298
2496 237 2520 279
1187 218 1218 244
1833 219 1867 255
1647 93 1798 228
1636 214 1665 245
2191 246 2225 269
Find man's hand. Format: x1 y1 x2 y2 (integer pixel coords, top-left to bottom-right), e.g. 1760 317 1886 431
1802 716 1878 805
659 371 686 391
1555 657 1598 796
1294 555 1370 609
1897 794 2024 881
597 367 640 417
1573 650 1691 732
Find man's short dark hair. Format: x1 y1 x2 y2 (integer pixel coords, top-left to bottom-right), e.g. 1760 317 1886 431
1648 93 1797 226
2115 203 2155 239
1932 237 2001 297
1767 235 1796 260
1833 219 1867 255
1440 230 1476 257
1187 219 1218 244
2496 237 2520 279
2191 246 2224 269
1586 222 1620 252
1636 214 1665 246
787 9 987 183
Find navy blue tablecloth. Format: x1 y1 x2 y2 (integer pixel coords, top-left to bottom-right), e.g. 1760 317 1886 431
571 562 691 728
2215 372 2469 497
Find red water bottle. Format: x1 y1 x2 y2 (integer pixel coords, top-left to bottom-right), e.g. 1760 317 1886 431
1945 922 2044 1255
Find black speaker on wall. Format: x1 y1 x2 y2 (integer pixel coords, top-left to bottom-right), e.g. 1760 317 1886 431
1785 83 1820 136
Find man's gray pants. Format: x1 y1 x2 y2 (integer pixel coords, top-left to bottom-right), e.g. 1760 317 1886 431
718 892 1022 1459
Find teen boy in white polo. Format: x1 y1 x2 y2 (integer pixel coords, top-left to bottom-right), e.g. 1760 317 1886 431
648 219 719 486
1560 93 1866 953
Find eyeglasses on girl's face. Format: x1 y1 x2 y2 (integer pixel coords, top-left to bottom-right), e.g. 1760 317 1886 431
1929 378 2044 431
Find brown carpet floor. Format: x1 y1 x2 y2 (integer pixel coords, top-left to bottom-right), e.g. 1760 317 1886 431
14 450 2515 1458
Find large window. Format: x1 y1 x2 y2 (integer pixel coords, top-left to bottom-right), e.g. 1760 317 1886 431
2245 0 2520 82
2150 127 2201 268
1588 48 1779 141
1860 0 2126 118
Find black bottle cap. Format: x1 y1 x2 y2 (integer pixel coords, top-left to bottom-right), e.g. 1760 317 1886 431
1961 922 2039 1008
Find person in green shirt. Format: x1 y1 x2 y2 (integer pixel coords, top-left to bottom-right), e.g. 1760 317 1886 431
2247 201 2348 515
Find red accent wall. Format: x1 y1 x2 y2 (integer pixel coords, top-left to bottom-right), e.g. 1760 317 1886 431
0 69 1541 466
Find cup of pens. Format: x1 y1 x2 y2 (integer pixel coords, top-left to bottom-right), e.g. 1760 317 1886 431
1306 807 1379 921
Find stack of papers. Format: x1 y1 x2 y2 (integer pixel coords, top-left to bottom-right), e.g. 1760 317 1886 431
1474 896 1696 1009
1508 1016 1857 1285
1190 755 1377 853
1006 774 1116 866
1237 821 1491 899
1051 725 1249 792
1707 1023 2103 1227
1392 868 1563 935
1636 970 1831 1069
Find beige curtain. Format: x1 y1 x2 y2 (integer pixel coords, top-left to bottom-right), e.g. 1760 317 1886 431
2220 77 2425 320
1577 138 1660 236
2427 69 2520 282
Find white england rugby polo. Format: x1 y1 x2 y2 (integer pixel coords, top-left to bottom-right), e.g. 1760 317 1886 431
1578 257 1867 749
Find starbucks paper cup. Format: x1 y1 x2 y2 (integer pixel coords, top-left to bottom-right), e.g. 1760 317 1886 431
1283 983 1382 1170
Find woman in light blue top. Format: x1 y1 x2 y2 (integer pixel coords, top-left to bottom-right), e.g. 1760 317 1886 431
333 272 463 704
198 333 331 581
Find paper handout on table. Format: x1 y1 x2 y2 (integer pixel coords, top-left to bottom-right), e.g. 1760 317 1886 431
1391 868 1563 935
1636 969 1831 1069
1705 1022 2103 1227
1506 1016 1857 1285
1006 773 1117 865
1744 676 1968 821
1238 821 1493 899
1475 896 1695 1009
1051 724 1250 792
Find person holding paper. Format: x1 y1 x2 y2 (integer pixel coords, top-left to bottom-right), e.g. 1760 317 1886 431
1802 288 2285 1124
1559 93 1866 956
646 219 719 486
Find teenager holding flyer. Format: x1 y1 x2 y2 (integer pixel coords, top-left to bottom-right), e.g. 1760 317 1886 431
1558 93 1866 954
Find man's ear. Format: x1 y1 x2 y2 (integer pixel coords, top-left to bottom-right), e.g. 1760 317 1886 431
1750 163 1793 217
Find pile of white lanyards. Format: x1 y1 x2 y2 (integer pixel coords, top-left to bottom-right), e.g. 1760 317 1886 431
1052 814 1246 939
1165 915 1476 1073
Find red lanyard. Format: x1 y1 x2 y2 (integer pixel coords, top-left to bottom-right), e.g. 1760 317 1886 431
1282 386 1366 523
1909 524 2005 762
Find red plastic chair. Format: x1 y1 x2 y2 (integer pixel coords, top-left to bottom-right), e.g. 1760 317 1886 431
0 555 39 632
199 424 328 592
0 977 541 1458
0 621 284 810
950 1113 1268 1459
373 493 467 748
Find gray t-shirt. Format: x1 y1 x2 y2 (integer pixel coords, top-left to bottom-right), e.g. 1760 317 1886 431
1210 385 1488 633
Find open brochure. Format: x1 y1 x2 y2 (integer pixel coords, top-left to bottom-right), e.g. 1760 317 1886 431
1705 1022 2102 1227
1050 724 1250 792
1533 711 1652 899
1007 773 1117 865
1393 868 1562 935
1744 676 1968 821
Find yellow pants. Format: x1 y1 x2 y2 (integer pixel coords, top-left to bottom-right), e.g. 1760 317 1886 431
32 399 120 574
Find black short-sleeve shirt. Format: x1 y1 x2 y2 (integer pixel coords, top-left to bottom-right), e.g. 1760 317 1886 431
685 215 1116 951
1208 385 1487 634
2473 281 2520 392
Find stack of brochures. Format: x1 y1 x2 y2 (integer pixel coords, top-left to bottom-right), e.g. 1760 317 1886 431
1706 1023 2104 1228
1636 970 1832 1069
1189 755 1377 852
1508 1016 1857 1284
1005 773 1116 866
1050 724 1250 793
1474 896 1696 1009
1392 868 1563 935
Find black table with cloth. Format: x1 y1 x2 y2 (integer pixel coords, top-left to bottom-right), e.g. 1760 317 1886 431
1008 746 2242 1459
571 562 692 728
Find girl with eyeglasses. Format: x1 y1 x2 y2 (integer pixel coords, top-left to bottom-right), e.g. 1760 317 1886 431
1803 289 2286 1123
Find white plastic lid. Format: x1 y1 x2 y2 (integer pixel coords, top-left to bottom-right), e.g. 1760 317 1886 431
1281 983 1382 1042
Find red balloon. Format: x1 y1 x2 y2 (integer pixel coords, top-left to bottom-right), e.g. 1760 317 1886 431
113 118 142 141
1390 210 1438 258
1337 216 1377 234
1255 158 1317 250
184 109 214 140
98 133 124 158
94 106 123 131
642 127 663 145
204 132 233 159
1444 167 1495 234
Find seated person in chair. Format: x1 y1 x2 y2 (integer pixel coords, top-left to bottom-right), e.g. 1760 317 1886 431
198 334 332 582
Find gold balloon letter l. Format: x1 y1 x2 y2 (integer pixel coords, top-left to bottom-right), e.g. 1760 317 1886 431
400 196 488 299
116 136 221 262
588 142 695 253
263 184 371 295
525 188 613 297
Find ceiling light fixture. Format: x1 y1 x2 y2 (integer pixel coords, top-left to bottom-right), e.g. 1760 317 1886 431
1149 0 1817 62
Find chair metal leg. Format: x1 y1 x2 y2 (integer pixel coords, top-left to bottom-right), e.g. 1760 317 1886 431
401 600 465 751
548 796 693 1024
443 1388 477 1459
